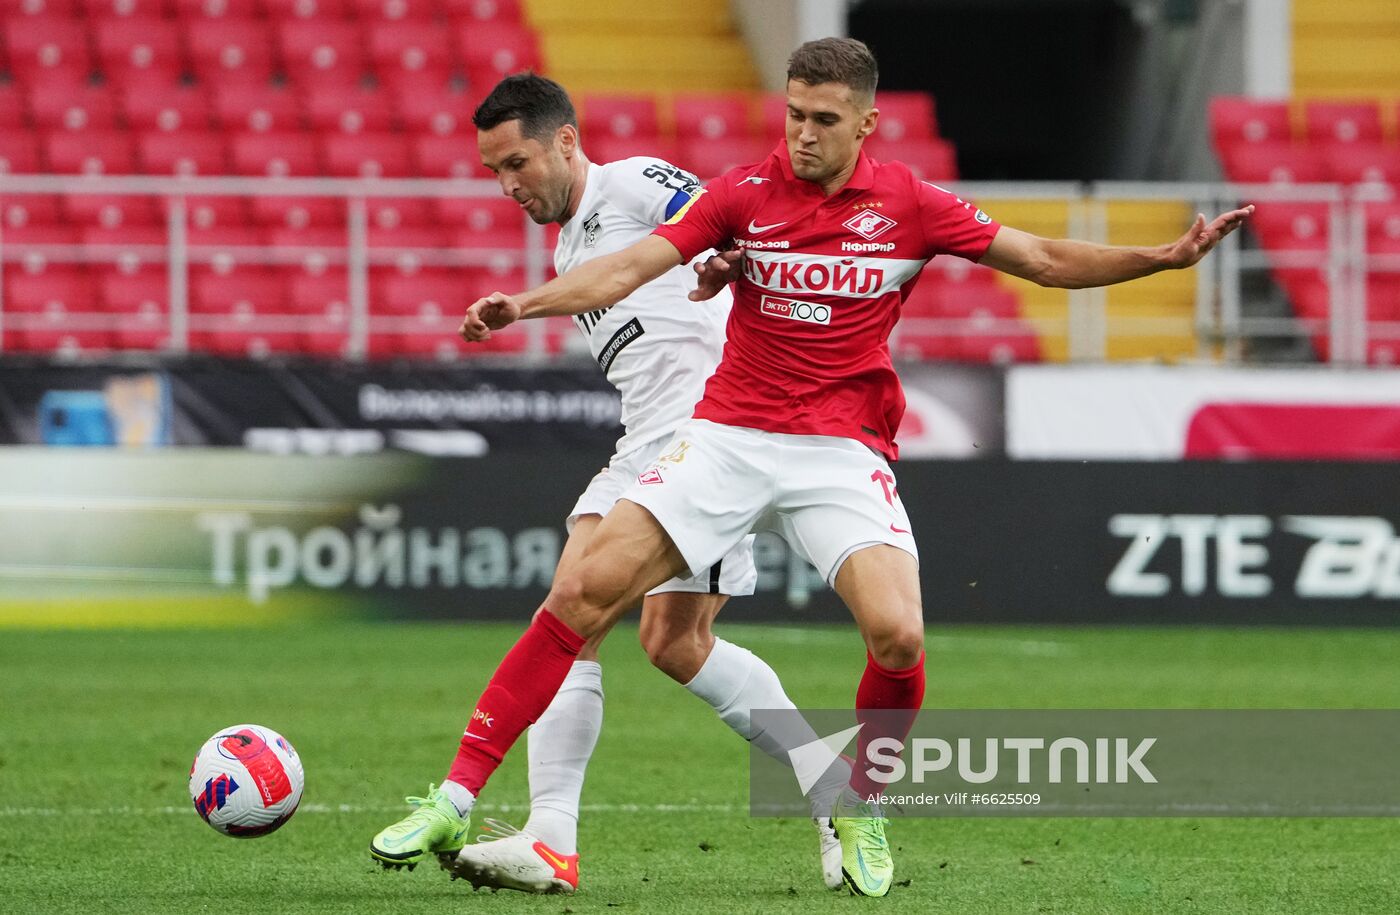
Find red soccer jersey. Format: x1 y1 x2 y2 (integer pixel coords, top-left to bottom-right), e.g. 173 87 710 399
653 141 1000 459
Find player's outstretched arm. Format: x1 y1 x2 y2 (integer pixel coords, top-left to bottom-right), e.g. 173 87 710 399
689 250 742 302
459 235 684 341
978 205 1254 290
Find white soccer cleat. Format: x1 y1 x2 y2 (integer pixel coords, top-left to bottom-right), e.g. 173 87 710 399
440 819 579 894
814 817 844 890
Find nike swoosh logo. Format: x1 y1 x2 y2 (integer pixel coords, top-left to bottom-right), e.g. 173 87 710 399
855 847 885 891
535 844 573 871
381 825 426 848
890 523 910 535
747 219 786 234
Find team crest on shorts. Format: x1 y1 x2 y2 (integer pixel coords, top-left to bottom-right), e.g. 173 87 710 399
638 468 664 485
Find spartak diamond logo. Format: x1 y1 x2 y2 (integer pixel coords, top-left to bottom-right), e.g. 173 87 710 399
842 210 897 241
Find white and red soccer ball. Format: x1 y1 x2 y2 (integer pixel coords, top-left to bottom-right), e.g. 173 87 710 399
189 724 304 837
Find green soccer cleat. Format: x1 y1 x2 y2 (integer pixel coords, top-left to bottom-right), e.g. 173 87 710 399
831 794 894 897
369 784 472 870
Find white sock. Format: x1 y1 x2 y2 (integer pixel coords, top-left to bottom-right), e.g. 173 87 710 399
684 639 848 813
439 779 475 819
522 660 603 855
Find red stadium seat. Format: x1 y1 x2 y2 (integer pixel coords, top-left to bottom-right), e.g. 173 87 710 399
263 0 350 18
94 18 182 86
4 18 91 83
63 193 161 227
368 22 454 87
3 268 110 352
1219 143 1327 184
187 20 276 84
587 136 680 168
581 94 659 140
396 85 478 135
173 0 259 19
435 195 525 235
266 226 347 276
1 195 63 227
379 271 468 315
0 134 43 173
1303 100 1383 145
191 269 285 312
252 197 344 228
189 269 298 357
1252 202 1332 251
137 130 228 176
231 132 321 176
349 0 435 19
367 197 434 227
1322 143 1400 186
673 93 752 141
458 21 540 80
678 137 770 180
212 85 303 134
278 21 366 89
187 226 269 283
1366 202 1400 251
43 130 137 175
121 83 212 132
873 91 937 141
304 84 395 135
0 84 26 128
287 272 351 356
957 325 1042 364
78 0 171 17
81 225 168 278
441 0 520 23
28 82 119 131
758 92 789 140
1208 96 1292 149
100 272 170 350
1 0 78 15
865 138 958 181
413 134 490 177
322 133 414 177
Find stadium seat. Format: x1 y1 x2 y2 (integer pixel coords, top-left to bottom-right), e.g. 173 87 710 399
368 22 454 88
0 134 43 173
435 195 525 236
1322 143 1400 186
581 94 660 141
1366 202 1400 251
212 85 303 134
121 83 213 132
366 197 434 228
277 21 366 89
253 197 344 228
379 271 469 315
28 82 119 131
441 0 520 23
413 134 490 177
230 132 321 176
679 137 771 179
2 195 63 227
100 272 170 350
287 272 351 356
758 92 789 140
137 130 228 176
1251 202 1332 251
587 136 680 168
3 18 91 84
191 269 285 312
189 269 299 356
173 0 259 19
187 20 276 84
1219 143 1328 184
865 138 958 180
3 268 110 352
1 0 78 15
349 0 435 20
458 21 540 80
263 0 350 19
321 133 414 178
304 84 395 135
266 226 346 276
673 93 752 141
80 225 169 277
173 196 251 230
93 18 182 86
43 130 137 175
79 0 172 17
1302 100 1383 145
872 91 937 141
396 85 478 136
1207 96 1292 149
187 225 269 283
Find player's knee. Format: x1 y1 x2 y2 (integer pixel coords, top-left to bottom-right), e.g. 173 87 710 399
545 574 606 637
639 620 710 683
868 621 925 670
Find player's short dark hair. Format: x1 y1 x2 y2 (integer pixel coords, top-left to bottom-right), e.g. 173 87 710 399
472 72 578 142
786 37 878 101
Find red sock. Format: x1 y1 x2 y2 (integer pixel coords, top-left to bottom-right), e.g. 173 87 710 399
446 608 586 795
849 650 926 801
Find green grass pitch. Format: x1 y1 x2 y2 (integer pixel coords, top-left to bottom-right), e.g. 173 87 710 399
3 621 1399 913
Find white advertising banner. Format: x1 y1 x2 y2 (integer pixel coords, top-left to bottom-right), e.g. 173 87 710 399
1006 366 1400 460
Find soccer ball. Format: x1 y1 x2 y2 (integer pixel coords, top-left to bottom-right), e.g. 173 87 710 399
189 724 304 838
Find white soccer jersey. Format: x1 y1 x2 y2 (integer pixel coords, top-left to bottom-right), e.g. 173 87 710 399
553 157 731 459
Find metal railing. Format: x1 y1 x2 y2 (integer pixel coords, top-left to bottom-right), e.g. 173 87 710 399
0 174 1392 364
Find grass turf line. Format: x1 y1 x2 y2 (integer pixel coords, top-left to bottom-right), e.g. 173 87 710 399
1 622 1398 914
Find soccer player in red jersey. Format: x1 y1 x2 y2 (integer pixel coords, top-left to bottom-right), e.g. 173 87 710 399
383 38 1253 897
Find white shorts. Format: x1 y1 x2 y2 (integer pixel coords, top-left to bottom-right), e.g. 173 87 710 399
622 419 918 586
569 436 758 597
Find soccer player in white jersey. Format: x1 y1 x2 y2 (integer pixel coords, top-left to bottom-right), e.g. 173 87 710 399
381 39 1252 898
370 74 845 894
